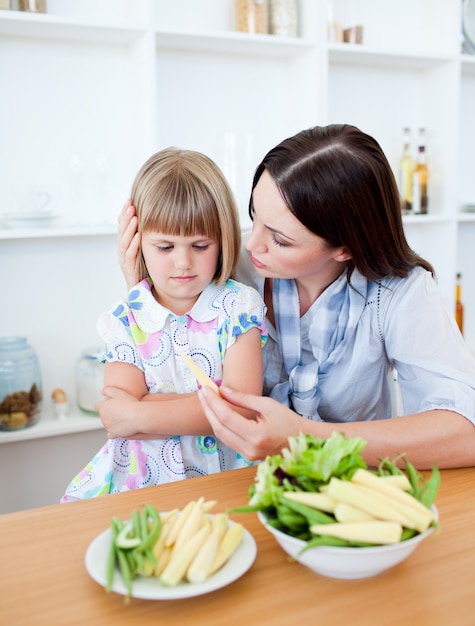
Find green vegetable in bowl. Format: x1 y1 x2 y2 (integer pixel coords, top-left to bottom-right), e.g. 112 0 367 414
233 432 440 547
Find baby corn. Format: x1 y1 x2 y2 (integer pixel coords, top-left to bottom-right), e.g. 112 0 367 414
310 521 403 545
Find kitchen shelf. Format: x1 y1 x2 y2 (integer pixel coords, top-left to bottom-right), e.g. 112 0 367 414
402 215 452 225
0 223 117 240
0 409 104 444
154 29 313 57
457 212 475 223
328 44 454 69
0 10 145 44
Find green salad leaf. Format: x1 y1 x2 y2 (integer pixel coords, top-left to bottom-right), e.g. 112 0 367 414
247 432 367 509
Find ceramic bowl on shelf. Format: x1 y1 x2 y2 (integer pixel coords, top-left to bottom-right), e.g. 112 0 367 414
1 212 58 229
258 508 437 580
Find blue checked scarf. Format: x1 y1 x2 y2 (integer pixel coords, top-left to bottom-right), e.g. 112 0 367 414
270 269 368 419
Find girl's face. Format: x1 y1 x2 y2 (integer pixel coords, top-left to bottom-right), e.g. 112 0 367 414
141 231 220 315
246 170 349 285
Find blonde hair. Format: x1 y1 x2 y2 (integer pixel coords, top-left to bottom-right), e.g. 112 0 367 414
131 148 241 285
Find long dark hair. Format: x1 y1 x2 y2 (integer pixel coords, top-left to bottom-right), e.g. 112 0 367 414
250 124 434 281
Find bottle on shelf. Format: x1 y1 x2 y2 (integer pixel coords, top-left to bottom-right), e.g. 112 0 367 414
412 127 429 214
398 127 414 215
455 273 464 335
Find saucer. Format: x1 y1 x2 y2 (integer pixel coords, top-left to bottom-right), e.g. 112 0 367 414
1 212 58 229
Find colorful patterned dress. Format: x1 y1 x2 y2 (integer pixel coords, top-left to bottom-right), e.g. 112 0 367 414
61 278 267 502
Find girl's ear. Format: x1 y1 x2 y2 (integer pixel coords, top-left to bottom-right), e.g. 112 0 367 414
333 246 352 262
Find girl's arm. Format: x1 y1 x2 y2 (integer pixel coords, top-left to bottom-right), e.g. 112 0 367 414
97 327 264 439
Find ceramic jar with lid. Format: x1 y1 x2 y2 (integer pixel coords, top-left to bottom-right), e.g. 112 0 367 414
0 336 42 430
76 348 105 415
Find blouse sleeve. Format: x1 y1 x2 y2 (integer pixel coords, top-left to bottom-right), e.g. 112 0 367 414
221 282 268 351
96 302 145 371
383 269 475 425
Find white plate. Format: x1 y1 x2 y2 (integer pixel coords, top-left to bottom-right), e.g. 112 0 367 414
85 520 257 600
1 212 58 229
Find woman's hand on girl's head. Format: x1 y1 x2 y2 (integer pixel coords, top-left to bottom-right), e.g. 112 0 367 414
118 199 140 290
198 386 302 461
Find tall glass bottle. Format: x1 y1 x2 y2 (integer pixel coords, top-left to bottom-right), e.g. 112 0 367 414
413 128 429 214
398 127 413 215
455 273 464 335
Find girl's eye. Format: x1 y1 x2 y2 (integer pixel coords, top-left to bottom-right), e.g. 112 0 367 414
271 232 288 248
193 244 209 251
156 245 173 252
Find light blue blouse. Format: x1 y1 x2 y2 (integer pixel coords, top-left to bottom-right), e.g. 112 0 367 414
236 238 475 426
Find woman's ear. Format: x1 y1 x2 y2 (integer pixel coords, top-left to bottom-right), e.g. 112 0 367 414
334 246 352 262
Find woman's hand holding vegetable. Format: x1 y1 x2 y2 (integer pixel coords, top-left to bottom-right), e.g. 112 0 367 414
198 385 304 460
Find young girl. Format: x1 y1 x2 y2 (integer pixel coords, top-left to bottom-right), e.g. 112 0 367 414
61 148 267 501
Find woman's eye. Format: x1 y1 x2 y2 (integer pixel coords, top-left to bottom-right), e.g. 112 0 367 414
271 233 287 248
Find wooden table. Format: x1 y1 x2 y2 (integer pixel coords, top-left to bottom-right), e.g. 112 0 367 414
1 466 474 626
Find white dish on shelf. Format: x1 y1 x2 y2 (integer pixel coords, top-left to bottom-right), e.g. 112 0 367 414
1 212 58 229
85 520 257 600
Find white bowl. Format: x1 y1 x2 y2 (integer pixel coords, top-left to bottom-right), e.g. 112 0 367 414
258 507 437 579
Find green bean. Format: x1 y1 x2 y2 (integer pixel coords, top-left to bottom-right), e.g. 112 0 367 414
139 505 161 551
145 547 157 568
301 535 350 551
132 508 142 542
280 496 335 525
231 503 264 513
116 520 141 549
105 520 119 592
401 528 418 541
276 504 308 533
419 464 440 508
378 456 404 476
117 549 133 601
404 458 422 497
126 548 139 576
111 516 124 534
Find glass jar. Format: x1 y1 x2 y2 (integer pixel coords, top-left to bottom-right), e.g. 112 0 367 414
0 336 42 430
76 348 105 415
269 0 298 37
235 0 269 34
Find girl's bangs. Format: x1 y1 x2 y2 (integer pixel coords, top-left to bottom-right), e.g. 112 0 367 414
141 182 220 240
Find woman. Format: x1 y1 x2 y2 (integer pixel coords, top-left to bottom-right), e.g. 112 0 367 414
110 125 475 469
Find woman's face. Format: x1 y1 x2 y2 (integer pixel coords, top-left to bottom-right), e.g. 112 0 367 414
246 170 348 283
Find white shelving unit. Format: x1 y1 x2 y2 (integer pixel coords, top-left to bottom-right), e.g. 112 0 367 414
1 0 474 512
